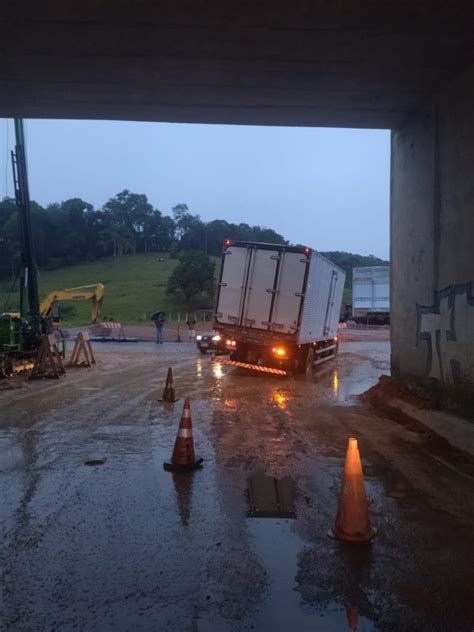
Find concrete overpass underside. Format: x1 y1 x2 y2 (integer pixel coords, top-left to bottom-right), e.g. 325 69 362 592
1 2 474 413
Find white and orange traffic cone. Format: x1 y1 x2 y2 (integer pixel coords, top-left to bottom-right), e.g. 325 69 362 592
345 604 359 629
329 438 376 543
164 399 203 471
160 367 176 403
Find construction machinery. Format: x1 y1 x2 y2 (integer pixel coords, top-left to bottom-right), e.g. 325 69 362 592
40 284 105 325
0 120 105 376
0 119 43 375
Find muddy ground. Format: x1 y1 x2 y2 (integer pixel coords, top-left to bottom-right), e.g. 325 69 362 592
1 340 473 631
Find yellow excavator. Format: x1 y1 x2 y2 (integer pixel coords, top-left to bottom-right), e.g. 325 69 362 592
40 283 105 325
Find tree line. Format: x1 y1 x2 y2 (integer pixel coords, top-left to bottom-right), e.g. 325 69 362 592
0 189 388 292
0 190 287 279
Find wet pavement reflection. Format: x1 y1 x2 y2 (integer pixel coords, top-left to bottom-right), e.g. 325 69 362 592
249 519 375 631
1 340 473 631
172 471 195 527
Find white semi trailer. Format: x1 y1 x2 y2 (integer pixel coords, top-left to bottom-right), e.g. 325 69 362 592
214 241 345 375
352 265 390 324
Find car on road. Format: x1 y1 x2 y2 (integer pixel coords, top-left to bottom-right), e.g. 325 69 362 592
196 331 230 355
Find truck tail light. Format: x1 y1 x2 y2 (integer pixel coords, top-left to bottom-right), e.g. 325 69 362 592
272 346 287 358
224 239 232 248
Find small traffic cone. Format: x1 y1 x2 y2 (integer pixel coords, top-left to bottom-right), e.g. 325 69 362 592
160 367 176 403
164 399 203 471
329 438 376 543
345 604 358 630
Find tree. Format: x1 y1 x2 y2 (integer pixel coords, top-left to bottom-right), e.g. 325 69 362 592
143 212 176 252
171 203 206 251
172 203 190 241
103 190 155 252
166 250 216 304
43 198 96 265
98 223 136 259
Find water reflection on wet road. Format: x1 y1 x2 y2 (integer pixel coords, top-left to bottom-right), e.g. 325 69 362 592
1 340 473 631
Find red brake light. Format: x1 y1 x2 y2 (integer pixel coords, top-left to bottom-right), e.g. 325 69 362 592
224 239 232 247
304 247 311 254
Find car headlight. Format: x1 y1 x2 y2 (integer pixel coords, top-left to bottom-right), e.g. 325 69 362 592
212 335 221 342
196 335 202 341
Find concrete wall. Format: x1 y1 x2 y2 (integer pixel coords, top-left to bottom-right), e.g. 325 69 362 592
391 63 474 415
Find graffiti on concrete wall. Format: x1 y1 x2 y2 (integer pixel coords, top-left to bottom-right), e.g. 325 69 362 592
416 282 474 383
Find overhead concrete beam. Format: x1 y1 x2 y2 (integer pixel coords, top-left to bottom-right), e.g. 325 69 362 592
0 1 472 128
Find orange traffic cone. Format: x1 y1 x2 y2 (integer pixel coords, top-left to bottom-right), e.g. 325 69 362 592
160 367 176 402
345 604 358 629
329 438 376 543
164 399 203 471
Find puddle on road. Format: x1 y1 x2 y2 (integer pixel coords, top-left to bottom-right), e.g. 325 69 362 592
247 473 376 631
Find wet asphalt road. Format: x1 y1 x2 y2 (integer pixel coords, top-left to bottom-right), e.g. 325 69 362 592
1 340 473 631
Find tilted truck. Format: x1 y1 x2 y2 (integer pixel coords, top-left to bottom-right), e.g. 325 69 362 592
352 265 390 324
213 241 345 375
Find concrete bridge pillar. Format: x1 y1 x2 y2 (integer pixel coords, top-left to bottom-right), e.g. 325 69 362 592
390 63 474 415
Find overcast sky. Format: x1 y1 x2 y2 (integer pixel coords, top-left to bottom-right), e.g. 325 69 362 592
1 119 390 259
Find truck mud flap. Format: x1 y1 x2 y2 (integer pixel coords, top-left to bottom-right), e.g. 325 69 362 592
213 357 288 376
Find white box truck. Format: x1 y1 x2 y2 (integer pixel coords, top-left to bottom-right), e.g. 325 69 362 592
214 241 345 375
352 266 390 324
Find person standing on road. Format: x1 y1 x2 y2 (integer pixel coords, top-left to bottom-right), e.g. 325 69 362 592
186 316 197 340
51 301 61 327
151 311 165 344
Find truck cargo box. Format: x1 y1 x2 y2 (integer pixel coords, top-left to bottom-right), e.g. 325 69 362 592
352 266 390 320
214 241 345 344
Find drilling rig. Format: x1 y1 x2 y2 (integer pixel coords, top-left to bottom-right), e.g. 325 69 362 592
0 119 44 375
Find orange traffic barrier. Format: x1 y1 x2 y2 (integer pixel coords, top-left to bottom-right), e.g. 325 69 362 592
345 604 358 629
329 438 376 543
160 367 176 403
164 399 203 472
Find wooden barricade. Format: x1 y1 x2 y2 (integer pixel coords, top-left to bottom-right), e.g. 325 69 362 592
69 331 96 368
30 334 66 379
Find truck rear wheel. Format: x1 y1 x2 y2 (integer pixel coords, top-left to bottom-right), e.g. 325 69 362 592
295 345 314 374
304 347 315 373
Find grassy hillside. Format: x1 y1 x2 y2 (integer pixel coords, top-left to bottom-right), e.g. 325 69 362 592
1 252 356 326
0 254 216 326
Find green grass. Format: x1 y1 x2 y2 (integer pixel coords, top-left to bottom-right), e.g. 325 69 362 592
0 253 217 326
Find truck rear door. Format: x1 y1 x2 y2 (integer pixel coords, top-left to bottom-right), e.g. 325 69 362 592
242 248 279 329
215 245 250 325
270 251 307 334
